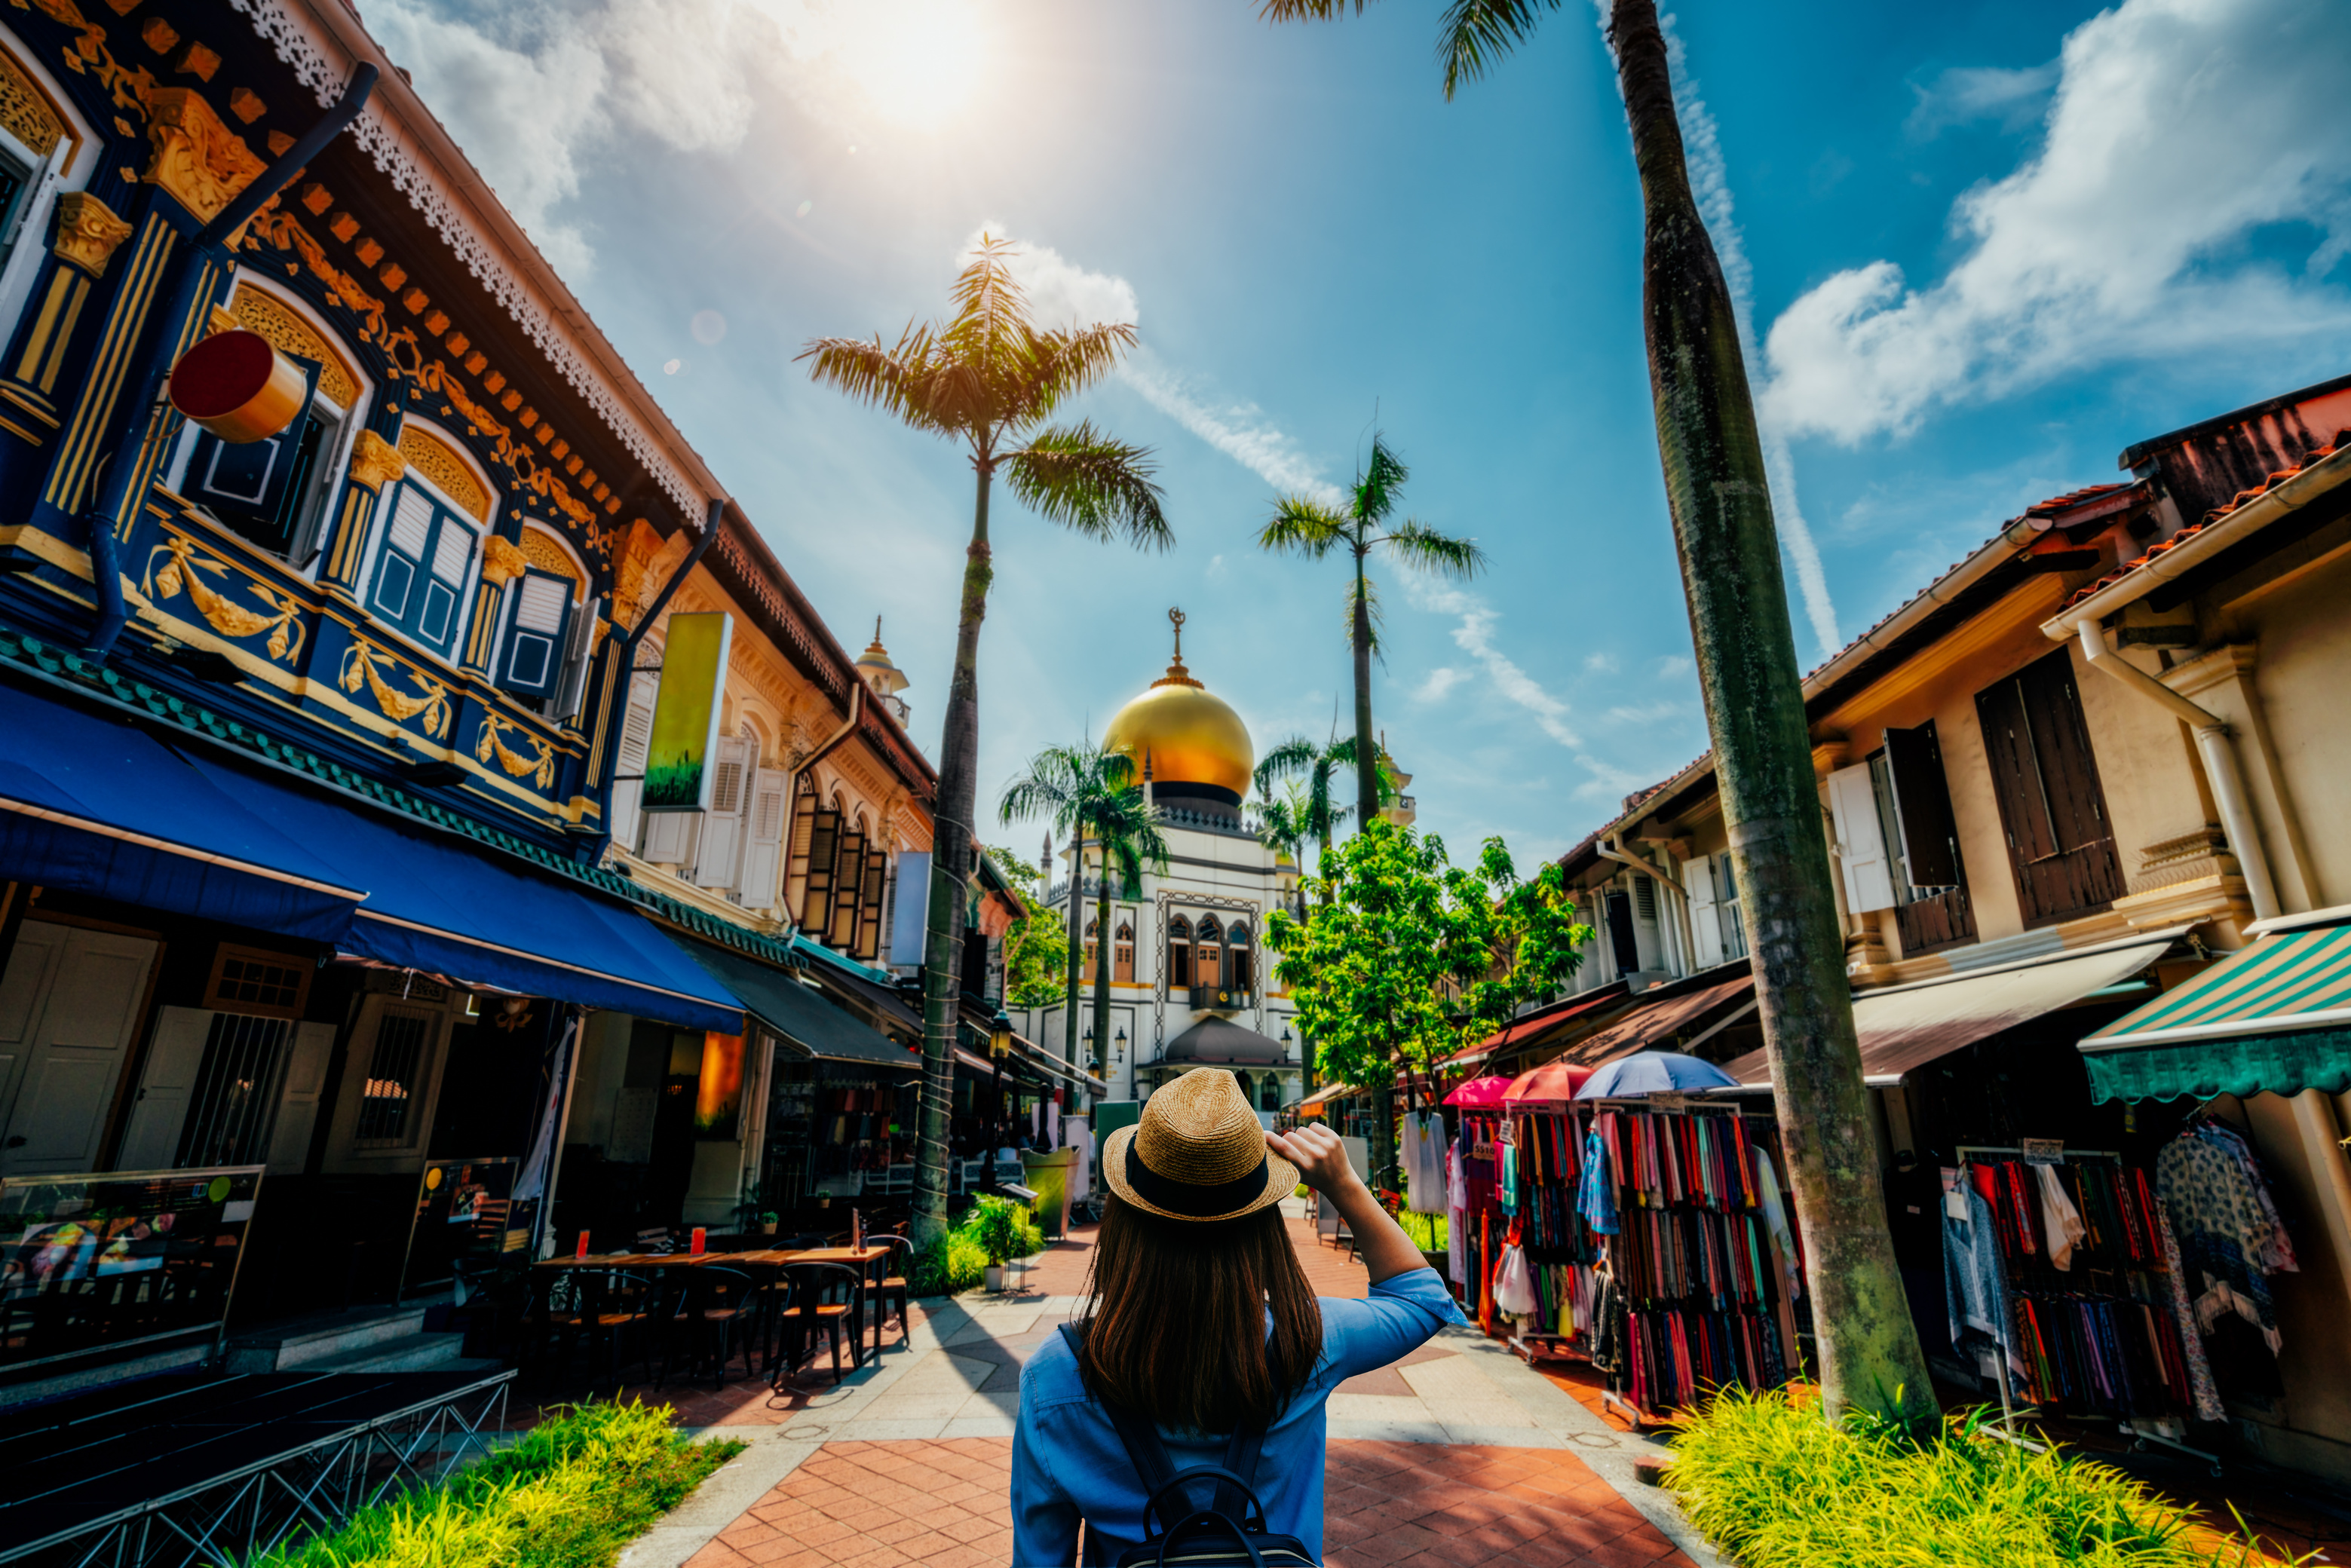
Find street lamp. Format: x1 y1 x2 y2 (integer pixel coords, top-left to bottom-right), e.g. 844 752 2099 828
989 1008 1013 1143
1114 1026 1126 1064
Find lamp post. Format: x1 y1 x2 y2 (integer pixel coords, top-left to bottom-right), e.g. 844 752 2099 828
989 1008 1013 1147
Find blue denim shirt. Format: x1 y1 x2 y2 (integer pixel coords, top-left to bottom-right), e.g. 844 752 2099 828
1011 1268 1464 1566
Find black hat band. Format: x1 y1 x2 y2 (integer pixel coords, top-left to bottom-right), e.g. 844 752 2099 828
1124 1137 1271 1218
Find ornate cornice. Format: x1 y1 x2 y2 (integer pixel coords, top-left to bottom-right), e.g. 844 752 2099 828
51 192 132 278
479 534 528 586
347 427 404 491
142 87 267 228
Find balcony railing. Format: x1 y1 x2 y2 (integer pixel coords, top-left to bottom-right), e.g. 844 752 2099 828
1188 984 1255 1012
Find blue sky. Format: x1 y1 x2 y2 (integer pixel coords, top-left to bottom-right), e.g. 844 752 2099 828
375 0 2351 868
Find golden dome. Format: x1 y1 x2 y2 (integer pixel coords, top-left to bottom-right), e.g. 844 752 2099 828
1104 609 1253 801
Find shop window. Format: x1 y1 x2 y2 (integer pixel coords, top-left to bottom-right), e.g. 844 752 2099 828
176 357 333 560
172 1012 292 1168
1194 916 1222 991
1166 916 1191 990
356 1011 429 1146
366 479 480 662
202 942 311 1020
1228 923 1253 992
1975 649 2124 928
1114 921 1135 983
1084 918 1099 973
498 567 575 700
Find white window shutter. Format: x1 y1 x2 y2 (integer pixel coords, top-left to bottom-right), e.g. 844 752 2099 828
695 740 751 889
266 1021 336 1174
1828 763 1897 914
738 770 790 910
641 801 697 865
608 668 656 852
116 1006 214 1171
1682 857 1721 968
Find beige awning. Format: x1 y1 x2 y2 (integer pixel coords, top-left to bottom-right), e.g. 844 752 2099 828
1718 929 2183 1088
1555 976 1755 1069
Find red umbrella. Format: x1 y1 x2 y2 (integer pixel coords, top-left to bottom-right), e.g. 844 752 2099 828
1503 1060 1594 1105
1441 1075 1516 1109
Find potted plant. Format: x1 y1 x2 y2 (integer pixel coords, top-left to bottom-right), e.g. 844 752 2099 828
759 1210 779 1236
967 1196 1025 1292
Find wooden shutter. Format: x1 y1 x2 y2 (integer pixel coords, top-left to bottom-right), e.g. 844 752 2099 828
265 1020 336 1174
1976 674 2059 864
1883 722 1962 890
1827 763 1896 914
826 828 866 949
369 486 436 625
115 1006 214 1172
1976 649 2124 925
1681 857 1721 967
499 569 573 699
854 844 887 961
608 669 656 852
802 807 841 933
783 780 818 918
740 770 790 911
693 738 750 889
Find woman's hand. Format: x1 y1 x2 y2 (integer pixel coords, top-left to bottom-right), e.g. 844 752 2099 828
1267 1124 1361 1198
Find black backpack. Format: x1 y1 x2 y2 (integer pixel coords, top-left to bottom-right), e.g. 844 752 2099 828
1058 1322 1318 1568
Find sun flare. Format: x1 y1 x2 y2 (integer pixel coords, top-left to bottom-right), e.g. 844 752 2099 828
820 2 989 131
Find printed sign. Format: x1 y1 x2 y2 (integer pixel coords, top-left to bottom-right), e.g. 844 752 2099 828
1652 1091 1690 1113
643 611 733 813
2021 1137 2064 1167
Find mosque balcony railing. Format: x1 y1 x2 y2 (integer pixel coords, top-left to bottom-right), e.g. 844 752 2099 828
1188 983 1256 1012
1155 804 1262 839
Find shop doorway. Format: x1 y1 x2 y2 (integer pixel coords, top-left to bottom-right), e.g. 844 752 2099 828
0 920 159 1177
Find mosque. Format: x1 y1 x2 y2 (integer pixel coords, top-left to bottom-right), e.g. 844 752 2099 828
1016 610 1319 1121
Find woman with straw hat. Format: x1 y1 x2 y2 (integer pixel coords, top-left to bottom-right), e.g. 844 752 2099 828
1012 1068 1461 1564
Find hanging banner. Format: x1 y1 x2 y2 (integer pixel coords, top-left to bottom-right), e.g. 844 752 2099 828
643 611 732 813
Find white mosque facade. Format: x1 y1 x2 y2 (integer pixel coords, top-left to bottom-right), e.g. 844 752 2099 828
1016 612 1310 1122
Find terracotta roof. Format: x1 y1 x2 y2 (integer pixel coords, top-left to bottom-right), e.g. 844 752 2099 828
2064 435 2346 609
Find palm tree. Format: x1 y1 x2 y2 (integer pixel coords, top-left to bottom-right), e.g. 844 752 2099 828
1254 733 1382 890
1258 0 1933 1424
998 743 1136 1072
802 240 1172 1250
1258 436 1483 828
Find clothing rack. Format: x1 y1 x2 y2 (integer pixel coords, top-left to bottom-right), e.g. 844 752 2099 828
1949 1144 2218 1472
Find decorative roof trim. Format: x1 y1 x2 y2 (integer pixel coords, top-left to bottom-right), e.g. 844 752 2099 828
231 0 700 519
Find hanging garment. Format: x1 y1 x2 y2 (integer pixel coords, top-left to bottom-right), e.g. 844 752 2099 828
2154 1206 2226 1421
1578 1122 1620 1236
1497 1139 1519 1216
2038 1163 2088 1272
2156 1125 2285 1349
1446 1143 1468 1288
1941 1167 2022 1387
1494 1244 1537 1316
1750 1147 1800 1297
2196 1122 2300 1274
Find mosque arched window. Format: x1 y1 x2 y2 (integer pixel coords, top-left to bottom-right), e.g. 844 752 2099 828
1084 917 1099 973
1227 922 1253 994
1114 921 1135 984
1194 917 1222 991
1166 916 1191 989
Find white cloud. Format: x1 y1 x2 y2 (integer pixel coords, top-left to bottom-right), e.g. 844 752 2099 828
1605 700 1687 725
1905 62 2062 139
1415 666 1468 703
1583 651 1620 675
1655 654 1693 678
1409 583 1579 749
1762 0 2351 448
1120 350 1349 508
964 225 1142 333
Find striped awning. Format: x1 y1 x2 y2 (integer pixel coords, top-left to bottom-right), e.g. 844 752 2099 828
2079 921 2351 1102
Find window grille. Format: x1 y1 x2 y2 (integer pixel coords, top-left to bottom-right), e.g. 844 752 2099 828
174 1012 293 1168
357 1012 431 1146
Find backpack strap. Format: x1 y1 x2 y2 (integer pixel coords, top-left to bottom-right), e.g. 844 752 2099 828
1060 1321 1182 1505
1062 1320 1287 1530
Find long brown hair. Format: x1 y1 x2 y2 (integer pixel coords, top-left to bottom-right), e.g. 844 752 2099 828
1076 1193 1323 1434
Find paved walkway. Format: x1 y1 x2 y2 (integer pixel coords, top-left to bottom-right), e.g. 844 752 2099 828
618 1204 1719 1568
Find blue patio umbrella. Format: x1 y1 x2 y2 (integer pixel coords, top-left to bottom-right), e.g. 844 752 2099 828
1574 1051 1737 1100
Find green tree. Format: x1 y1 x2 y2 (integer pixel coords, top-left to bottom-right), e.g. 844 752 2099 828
1260 0 1936 1422
998 743 1169 1076
802 240 1172 1251
981 846 1071 1009
1266 819 1586 1187
1258 437 1484 830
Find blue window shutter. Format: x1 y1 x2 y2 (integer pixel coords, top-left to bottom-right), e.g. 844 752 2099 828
369 482 477 660
499 568 573 698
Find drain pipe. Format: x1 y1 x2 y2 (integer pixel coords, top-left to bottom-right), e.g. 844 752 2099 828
2070 617 2280 922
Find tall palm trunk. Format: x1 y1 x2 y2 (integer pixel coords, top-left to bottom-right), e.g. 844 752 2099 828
1350 549 1379 827
916 464 994 1251
1062 819 1086 1068
1609 0 1930 1421
1091 855 1114 1079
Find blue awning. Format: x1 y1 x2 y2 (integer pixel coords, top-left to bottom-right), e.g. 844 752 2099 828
0 678 362 940
174 752 742 1035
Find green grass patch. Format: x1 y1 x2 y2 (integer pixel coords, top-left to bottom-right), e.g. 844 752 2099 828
1395 1209 1447 1251
250 1400 743 1568
1666 1386 2300 1567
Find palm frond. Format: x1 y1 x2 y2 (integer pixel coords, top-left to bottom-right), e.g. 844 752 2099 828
796 329 955 436
1437 0 1562 100
1013 321 1141 428
1356 433 1409 524
1381 519 1488 580
997 743 1089 828
1344 574 1386 659
1258 0 1369 17
1003 424 1172 548
943 236 1033 366
1258 497 1350 557
1255 736 1323 799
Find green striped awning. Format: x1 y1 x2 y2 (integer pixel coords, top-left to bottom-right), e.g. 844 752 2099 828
2078 924 2351 1102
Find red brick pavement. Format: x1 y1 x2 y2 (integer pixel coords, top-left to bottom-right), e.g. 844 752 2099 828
685 1436 1691 1568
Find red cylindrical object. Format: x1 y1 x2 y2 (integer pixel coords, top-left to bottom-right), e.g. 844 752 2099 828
575 1230 590 1260
167 329 305 443
690 1227 706 1257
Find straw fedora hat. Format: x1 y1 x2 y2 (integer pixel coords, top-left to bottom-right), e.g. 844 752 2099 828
1102 1067 1298 1223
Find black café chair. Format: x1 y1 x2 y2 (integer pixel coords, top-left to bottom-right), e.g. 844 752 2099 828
776 1262 863 1387
663 1266 766 1390
567 1269 660 1390
869 1234 914 1352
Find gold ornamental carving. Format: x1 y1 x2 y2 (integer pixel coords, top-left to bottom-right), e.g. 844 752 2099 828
228 286 357 406
139 533 306 662
477 710 555 789
50 191 130 278
347 428 404 492
479 534 528 586
339 637 452 737
140 87 265 228
517 526 580 591
0 47 67 160
396 424 489 523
